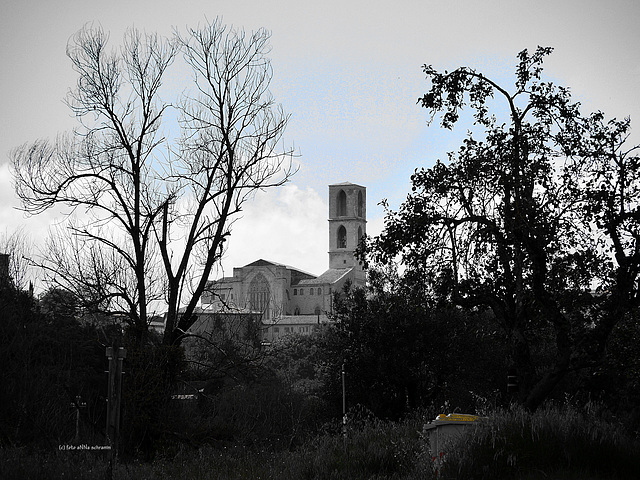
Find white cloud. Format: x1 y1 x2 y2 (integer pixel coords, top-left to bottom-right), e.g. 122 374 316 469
0 163 64 244
0 163 19 228
219 184 328 277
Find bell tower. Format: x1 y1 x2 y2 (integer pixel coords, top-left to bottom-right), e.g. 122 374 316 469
328 182 366 282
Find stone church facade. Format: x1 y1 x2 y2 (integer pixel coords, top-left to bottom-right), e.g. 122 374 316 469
198 182 366 344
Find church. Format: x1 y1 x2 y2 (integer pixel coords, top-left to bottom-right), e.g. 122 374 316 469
197 182 366 344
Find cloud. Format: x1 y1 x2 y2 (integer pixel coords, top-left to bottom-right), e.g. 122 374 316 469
0 163 59 242
219 184 328 277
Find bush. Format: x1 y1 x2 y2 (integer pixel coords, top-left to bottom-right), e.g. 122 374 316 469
269 414 424 479
145 413 431 480
439 404 640 480
166 373 329 452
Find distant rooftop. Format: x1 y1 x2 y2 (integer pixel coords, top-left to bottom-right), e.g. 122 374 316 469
209 258 317 285
263 314 330 326
295 267 352 286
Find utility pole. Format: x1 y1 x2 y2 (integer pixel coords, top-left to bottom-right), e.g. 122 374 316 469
106 347 126 462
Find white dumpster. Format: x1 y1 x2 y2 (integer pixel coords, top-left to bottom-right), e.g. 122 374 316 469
423 413 484 471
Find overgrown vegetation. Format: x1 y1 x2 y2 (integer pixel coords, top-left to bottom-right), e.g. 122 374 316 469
2 404 638 479
0 413 430 480
440 404 640 480
0 282 107 449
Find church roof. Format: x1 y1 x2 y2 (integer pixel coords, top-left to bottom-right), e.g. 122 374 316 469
296 267 352 286
244 258 278 267
242 258 317 278
329 181 365 189
206 258 318 288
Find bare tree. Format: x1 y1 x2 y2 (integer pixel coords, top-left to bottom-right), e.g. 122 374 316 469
11 20 294 346
0 227 34 290
160 21 294 345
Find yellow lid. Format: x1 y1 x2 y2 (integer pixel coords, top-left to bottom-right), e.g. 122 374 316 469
434 413 480 422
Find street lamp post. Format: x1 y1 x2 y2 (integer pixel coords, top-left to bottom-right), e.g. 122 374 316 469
342 360 346 441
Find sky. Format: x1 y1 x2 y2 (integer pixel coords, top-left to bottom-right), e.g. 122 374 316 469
1 0 640 287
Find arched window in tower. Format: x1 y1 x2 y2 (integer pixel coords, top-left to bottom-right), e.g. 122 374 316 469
337 190 347 217
357 226 363 246
249 273 270 319
337 225 347 249
357 190 364 217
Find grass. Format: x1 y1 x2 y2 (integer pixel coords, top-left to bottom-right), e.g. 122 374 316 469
1 404 638 479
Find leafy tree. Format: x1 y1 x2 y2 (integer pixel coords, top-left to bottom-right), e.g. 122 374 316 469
265 333 329 397
585 314 640 418
367 47 640 410
39 287 79 321
325 275 507 419
11 19 294 347
184 313 265 388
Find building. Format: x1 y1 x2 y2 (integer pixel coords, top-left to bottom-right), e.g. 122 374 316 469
200 182 366 343
0 253 9 284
